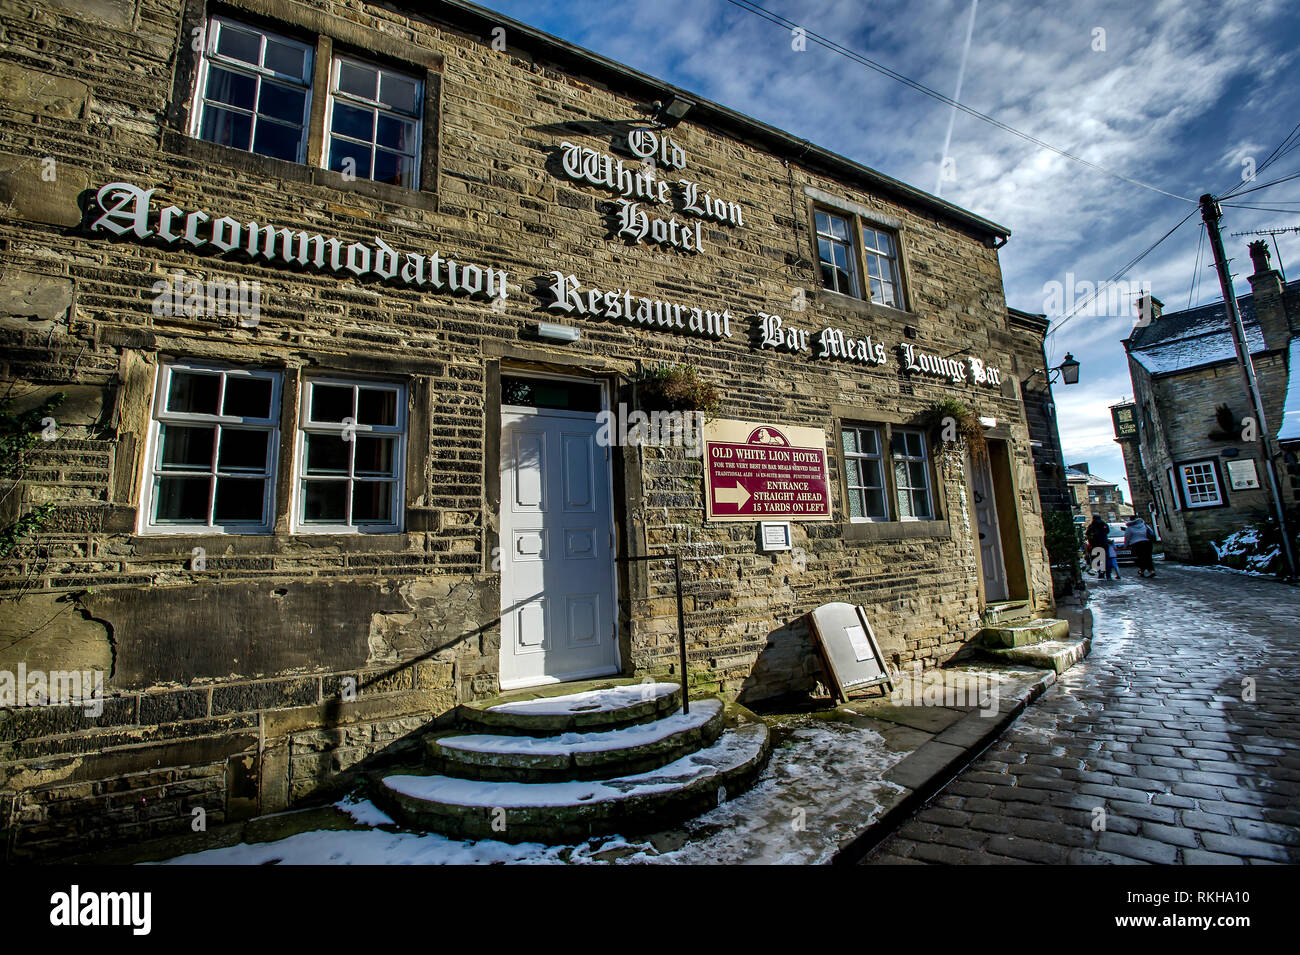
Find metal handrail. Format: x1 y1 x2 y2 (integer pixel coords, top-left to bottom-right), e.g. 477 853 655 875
617 552 690 714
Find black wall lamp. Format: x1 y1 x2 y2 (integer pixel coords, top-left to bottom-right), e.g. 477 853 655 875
654 96 694 126
1027 353 1080 386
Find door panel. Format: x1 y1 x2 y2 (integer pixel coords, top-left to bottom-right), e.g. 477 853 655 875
500 399 617 689
971 452 1008 603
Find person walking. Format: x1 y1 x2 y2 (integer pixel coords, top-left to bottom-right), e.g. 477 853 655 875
1124 516 1157 578
1085 515 1111 579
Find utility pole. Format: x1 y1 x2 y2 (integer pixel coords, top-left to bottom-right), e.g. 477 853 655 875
1199 193 1297 581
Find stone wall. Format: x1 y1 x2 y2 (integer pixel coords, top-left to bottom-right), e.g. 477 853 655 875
0 0 1052 857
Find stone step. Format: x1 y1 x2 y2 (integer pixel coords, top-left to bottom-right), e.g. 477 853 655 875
982 600 1034 626
427 699 727 782
980 636 1091 674
458 678 683 736
979 617 1070 649
380 709 771 843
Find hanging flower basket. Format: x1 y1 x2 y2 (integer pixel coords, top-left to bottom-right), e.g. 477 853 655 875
634 363 720 417
924 397 987 462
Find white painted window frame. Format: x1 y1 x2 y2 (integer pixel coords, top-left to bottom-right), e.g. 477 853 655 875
141 362 283 535
189 15 314 164
324 54 423 189
890 427 934 521
843 424 890 522
293 377 407 534
1179 460 1224 509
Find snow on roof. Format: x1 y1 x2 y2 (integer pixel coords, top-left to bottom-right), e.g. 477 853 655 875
1126 278 1299 376
1278 338 1300 443
1130 326 1267 375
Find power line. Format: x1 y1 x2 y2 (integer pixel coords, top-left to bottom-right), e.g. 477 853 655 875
1256 120 1300 177
1221 169 1300 200
1045 208 1198 344
721 0 1197 204
1187 222 1205 309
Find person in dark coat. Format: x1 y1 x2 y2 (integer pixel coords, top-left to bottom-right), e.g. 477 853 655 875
1085 516 1112 579
1124 517 1157 578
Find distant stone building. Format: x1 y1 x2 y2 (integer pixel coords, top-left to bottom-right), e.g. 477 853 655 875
1119 243 1300 562
1065 463 1128 524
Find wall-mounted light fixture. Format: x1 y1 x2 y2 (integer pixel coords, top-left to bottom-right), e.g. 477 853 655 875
655 95 694 125
536 321 581 343
1025 353 1080 386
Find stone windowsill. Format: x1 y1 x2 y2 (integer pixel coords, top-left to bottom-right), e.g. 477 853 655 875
842 519 951 542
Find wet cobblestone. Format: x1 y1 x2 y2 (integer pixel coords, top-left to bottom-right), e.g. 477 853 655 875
867 565 1300 864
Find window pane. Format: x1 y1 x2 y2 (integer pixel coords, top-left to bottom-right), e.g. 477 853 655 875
222 376 274 418
253 118 303 161
354 436 395 476
860 429 878 456
218 428 269 472
331 102 374 141
167 371 221 415
214 477 265 522
841 429 859 456
216 24 261 65
847 487 863 519
862 458 884 490
828 215 849 240
155 476 210 522
205 66 257 109
328 138 372 179
379 72 419 114
910 461 927 490
258 81 306 124
352 482 393 523
373 150 408 187
263 38 306 78
866 489 886 519
310 384 354 422
376 114 416 151
844 458 862 489
305 433 350 474
866 256 881 278
338 61 377 99
304 481 347 522
160 425 215 470
199 105 253 150
357 388 397 426
815 212 829 233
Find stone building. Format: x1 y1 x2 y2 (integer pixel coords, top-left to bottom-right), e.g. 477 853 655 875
1120 243 1300 562
1065 463 1128 524
0 0 1054 856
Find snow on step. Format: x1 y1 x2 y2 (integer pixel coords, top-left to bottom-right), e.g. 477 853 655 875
387 723 767 809
486 682 679 716
441 700 722 757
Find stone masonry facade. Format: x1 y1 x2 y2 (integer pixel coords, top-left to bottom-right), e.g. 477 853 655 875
0 0 1053 857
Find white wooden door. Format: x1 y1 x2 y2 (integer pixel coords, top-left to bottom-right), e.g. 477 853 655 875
499 403 617 689
971 452 1008 603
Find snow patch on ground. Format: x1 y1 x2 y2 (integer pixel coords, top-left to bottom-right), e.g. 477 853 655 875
487 683 678 715
154 715 907 866
385 724 762 808
440 701 720 756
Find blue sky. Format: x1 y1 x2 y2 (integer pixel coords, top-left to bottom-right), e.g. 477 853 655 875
476 0 1300 495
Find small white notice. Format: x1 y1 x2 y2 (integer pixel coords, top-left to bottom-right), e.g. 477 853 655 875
844 625 872 662
1226 458 1259 490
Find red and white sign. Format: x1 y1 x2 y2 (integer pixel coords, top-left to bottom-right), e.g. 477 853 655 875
703 419 832 522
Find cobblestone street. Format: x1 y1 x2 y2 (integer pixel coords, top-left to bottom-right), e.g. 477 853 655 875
867 564 1300 864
